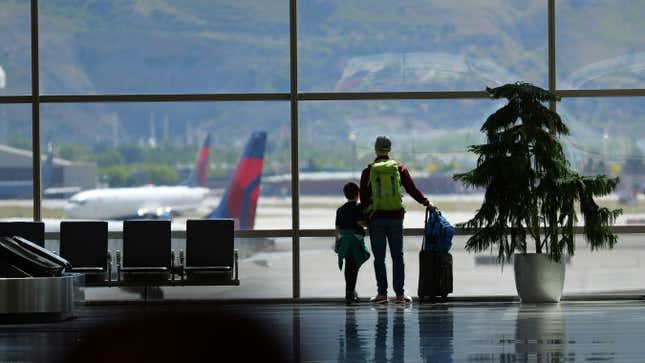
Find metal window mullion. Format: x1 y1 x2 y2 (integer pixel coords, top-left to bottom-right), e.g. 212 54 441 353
555 89 645 97
548 0 556 111
0 96 34 104
41 224 645 241
39 93 290 103
30 0 41 221
289 0 300 299
299 91 488 101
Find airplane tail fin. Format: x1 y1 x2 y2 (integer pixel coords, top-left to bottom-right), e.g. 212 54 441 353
181 134 211 187
206 132 267 230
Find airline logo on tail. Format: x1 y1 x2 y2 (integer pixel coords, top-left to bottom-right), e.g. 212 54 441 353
207 132 267 230
181 134 211 187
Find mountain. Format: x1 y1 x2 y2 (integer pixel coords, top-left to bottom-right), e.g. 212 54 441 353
0 0 643 168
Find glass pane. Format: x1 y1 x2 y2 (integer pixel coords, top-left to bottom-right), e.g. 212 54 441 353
302 232 645 297
45 235 293 300
299 1 547 92
0 104 32 218
301 236 517 298
0 0 31 95
557 1 645 89
39 1 289 94
41 101 291 230
298 99 507 230
61 236 292 300
564 233 645 294
559 97 645 225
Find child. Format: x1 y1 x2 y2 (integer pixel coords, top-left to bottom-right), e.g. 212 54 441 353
335 182 371 304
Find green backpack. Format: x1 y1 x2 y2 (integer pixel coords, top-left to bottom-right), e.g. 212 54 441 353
368 159 403 212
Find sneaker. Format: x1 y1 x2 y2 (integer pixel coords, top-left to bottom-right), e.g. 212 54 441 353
345 291 359 304
395 294 412 304
370 295 389 304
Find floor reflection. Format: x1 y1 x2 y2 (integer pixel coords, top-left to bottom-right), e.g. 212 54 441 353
337 308 368 362
2 302 645 362
419 305 454 362
514 304 568 361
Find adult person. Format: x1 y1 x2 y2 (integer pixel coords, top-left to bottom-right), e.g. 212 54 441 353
359 136 434 303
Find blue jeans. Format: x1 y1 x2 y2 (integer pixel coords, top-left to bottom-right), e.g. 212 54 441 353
369 218 404 296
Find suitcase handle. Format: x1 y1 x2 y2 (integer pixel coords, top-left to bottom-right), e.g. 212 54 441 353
423 208 441 250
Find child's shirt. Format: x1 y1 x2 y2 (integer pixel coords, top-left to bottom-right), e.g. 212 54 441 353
335 201 365 236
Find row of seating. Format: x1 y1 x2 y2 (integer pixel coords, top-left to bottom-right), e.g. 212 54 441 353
0 219 238 287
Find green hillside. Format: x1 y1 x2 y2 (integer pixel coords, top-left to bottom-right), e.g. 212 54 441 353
0 1 643 175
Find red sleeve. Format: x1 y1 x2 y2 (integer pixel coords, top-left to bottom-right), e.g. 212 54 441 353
398 163 428 205
359 166 371 209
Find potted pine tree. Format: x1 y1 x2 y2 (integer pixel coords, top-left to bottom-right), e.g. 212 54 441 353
453 83 622 302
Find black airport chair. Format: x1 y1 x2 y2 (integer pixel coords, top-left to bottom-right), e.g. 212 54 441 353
59 221 111 284
0 221 45 247
118 220 173 283
182 219 237 282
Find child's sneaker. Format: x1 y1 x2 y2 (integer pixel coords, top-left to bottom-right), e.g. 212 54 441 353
395 294 412 304
345 291 359 304
370 295 389 304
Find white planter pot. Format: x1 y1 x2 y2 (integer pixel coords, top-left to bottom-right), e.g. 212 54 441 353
513 253 565 303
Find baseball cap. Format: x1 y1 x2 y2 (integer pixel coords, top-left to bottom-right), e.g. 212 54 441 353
374 136 391 151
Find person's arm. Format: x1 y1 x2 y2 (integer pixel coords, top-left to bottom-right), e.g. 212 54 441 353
334 226 340 253
359 167 371 211
399 163 435 208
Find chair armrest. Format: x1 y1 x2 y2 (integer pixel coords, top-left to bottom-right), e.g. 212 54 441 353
107 250 112 284
70 267 105 273
234 249 239 281
177 249 185 279
115 250 121 282
184 266 232 272
171 249 176 280
120 267 170 272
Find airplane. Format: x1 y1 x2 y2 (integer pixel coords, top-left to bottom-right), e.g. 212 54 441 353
63 132 269 225
63 134 212 220
206 131 267 230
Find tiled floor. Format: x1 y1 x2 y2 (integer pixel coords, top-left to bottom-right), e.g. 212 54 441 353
1 300 644 362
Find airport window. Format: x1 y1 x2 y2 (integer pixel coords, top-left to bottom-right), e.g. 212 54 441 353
40 101 292 229
0 1 643 299
298 99 507 230
298 0 548 92
38 0 290 94
0 104 33 218
54 236 293 300
300 235 517 298
0 0 31 95
556 1 645 90
559 97 645 223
